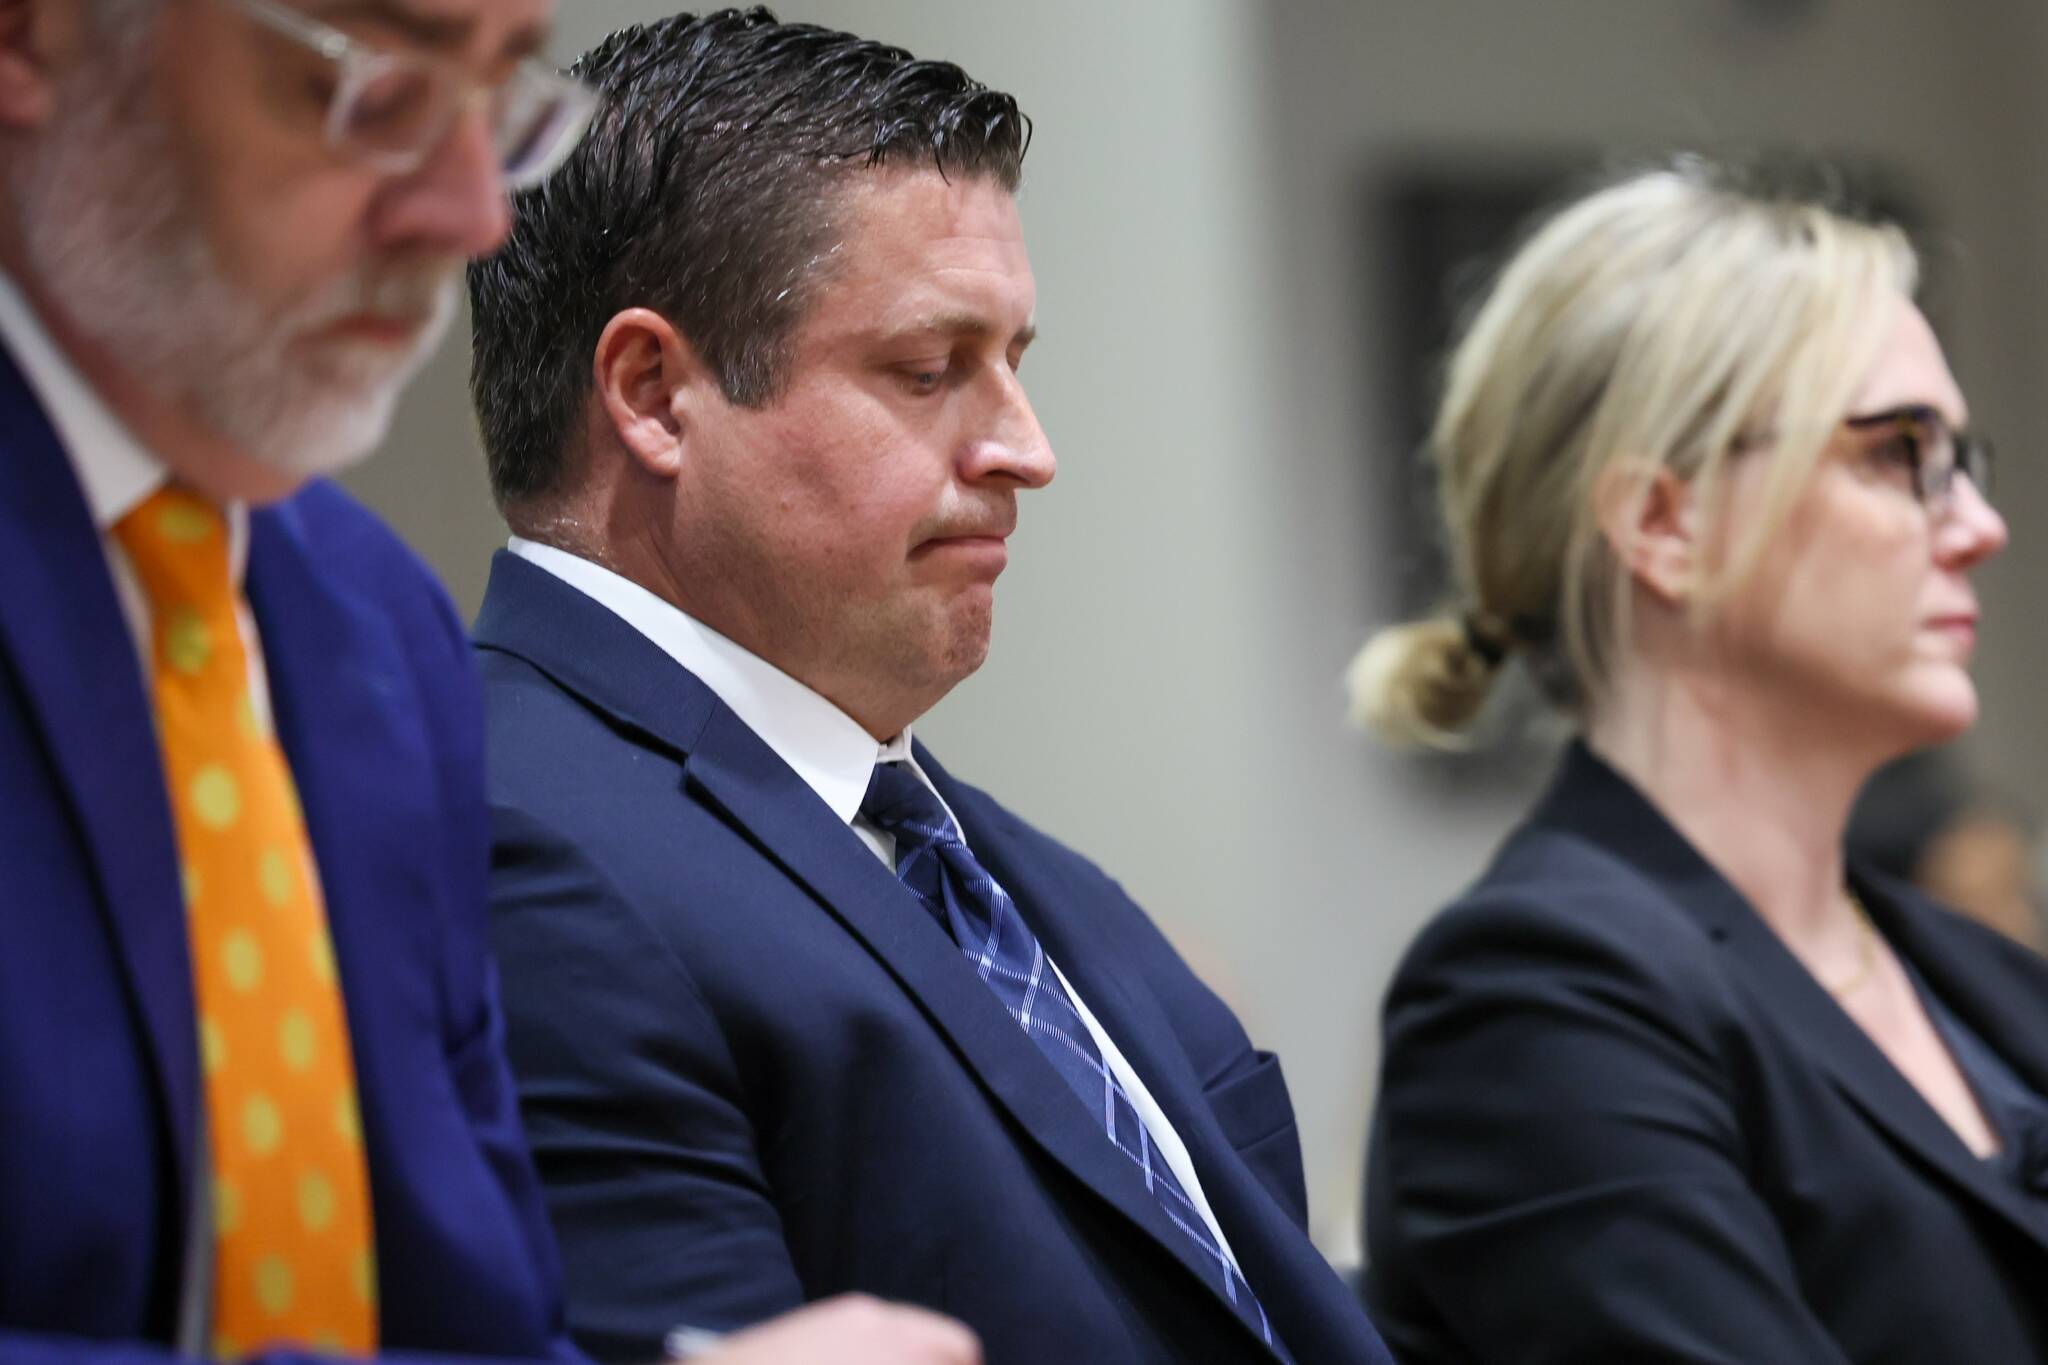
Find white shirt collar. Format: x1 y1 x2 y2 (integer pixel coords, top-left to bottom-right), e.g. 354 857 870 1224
509 536 911 826
0 270 165 530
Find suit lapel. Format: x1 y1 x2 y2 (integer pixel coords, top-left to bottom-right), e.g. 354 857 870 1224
245 502 444 1171
932 759 1331 1360
1859 879 2048 1220
1717 901 2048 1250
1539 744 2048 1258
474 555 1283 1354
0 349 201 1220
686 715 1287 1346
1871 883 2048 1097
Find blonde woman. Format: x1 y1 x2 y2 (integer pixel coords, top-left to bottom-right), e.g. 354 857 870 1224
1353 163 2048 1364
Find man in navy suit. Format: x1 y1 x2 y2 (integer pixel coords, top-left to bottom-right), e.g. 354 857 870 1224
470 12 1393 1364
0 2 972 1362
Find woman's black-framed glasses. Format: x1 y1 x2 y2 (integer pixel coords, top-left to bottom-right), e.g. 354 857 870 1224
223 0 598 192
1842 404 1995 517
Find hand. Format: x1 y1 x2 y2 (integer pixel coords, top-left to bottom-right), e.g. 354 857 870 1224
700 1295 981 1364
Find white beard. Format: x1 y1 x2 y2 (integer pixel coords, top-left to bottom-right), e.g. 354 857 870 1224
9 39 459 480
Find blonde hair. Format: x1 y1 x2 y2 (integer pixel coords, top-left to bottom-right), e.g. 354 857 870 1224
1350 160 1918 747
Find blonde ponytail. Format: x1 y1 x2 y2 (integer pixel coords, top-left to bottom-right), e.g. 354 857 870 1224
1347 616 1508 749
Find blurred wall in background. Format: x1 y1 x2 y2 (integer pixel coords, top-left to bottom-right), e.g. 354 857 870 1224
345 0 2048 1262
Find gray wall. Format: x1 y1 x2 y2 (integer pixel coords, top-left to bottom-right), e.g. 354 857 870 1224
346 0 2048 1263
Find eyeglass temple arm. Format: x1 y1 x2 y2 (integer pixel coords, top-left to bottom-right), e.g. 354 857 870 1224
220 0 358 61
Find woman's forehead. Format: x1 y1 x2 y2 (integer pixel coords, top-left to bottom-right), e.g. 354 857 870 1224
1849 298 1968 429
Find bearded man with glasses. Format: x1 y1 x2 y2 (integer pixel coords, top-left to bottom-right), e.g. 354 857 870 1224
0 3 974 1363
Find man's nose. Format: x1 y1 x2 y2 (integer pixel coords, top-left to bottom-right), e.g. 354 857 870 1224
368 102 514 261
961 367 1055 490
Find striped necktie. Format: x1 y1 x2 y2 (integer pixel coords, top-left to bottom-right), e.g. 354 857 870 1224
862 761 1285 1358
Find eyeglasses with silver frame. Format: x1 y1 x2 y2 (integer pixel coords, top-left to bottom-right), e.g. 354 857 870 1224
222 0 598 191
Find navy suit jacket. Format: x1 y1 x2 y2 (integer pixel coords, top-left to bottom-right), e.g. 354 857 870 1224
475 552 1391 1365
1366 741 2048 1364
0 349 573 1365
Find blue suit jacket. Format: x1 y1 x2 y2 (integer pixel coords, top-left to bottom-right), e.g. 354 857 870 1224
1366 742 2048 1364
476 551 1392 1365
0 349 573 1365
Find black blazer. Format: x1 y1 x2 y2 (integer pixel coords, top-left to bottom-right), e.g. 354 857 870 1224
1365 742 2048 1365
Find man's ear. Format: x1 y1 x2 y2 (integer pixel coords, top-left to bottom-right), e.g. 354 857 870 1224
592 308 713 481
0 0 82 131
1593 460 1698 606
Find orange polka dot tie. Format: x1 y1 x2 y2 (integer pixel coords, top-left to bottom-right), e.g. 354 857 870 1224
114 488 377 1358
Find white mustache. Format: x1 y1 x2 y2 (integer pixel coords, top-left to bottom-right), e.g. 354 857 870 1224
296 264 460 333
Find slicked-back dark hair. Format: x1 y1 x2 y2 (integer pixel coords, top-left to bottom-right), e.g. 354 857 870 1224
468 7 1031 512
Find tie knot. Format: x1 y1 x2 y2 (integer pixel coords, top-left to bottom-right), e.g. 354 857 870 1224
112 487 234 618
861 762 957 849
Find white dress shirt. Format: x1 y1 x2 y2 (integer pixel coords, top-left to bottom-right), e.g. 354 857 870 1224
510 536 1242 1267
0 271 272 724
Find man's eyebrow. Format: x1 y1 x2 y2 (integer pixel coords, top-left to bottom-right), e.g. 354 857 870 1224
304 0 551 62
888 312 1039 348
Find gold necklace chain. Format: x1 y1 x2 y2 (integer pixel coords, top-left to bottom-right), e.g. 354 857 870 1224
1824 889 1878 998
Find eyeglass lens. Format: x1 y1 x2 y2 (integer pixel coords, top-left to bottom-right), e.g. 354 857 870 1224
494 74 588 183
1846 406 1993 508
339 62 584 183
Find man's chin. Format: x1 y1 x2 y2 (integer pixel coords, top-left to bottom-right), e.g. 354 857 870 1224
234 311 451 480
935 609 995 685
214 375 410 485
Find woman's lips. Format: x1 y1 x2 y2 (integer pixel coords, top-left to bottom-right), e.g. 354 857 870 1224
1924 615 1979 651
